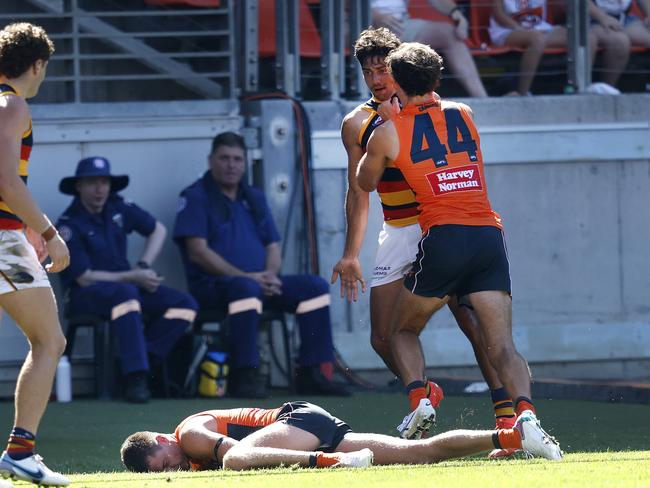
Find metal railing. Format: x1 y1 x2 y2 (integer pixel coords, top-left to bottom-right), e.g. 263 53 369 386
1 0 235 103
2 0 647 103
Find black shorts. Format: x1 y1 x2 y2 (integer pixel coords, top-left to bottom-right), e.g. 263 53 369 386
404 224 511 298
276 401 352 452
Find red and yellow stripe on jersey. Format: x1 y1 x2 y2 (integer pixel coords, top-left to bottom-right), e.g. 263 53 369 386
0 83 32 230
359 97 418 228
391 96 502 232
174 407 283 471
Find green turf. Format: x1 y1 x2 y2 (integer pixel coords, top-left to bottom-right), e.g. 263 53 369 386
8 452 650 488
1 392 649 484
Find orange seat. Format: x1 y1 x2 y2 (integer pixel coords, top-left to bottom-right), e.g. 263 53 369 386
467 0 568 55
546 0 566 24
144 0 219 6
408 0 481 49
468 0 512 54
629 0 647 18
629 1 649 50
258 0 321 58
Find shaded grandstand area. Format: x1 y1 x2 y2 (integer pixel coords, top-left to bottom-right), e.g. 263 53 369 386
2 0 648 102
2 0 233 103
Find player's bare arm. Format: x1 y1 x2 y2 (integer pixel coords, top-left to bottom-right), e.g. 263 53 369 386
177 416 238 468
356 123 398 192
331 106 371 301
0 94 69 272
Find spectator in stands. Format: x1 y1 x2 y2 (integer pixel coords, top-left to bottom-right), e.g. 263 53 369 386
57 157 198 404
591 0 650 49
489 0 630 95
371 0 488 97
172 132 349 399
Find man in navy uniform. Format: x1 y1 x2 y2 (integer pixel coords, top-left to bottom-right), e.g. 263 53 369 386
173 132 347 398
57 156 198 403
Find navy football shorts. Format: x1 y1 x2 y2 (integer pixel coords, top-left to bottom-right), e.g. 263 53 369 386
276 401 352 452
404 224 511 298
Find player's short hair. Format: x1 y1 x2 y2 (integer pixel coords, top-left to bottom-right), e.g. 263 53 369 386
386 42 443 97
354 27 401 66
210 131 246 155
120 431 159 473
0 22 54 78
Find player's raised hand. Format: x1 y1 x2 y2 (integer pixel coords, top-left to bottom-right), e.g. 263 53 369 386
44 234 70 273
331 256 366 302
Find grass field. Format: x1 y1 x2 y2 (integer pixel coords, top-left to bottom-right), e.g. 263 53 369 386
1 392 649 487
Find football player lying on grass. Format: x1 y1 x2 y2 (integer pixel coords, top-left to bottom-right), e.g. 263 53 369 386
121 401 561 472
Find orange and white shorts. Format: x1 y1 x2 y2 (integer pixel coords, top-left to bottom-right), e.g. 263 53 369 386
0 229 50 295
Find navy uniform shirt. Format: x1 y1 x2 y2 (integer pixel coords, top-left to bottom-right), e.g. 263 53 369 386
57 194 156 290
173 173 280 290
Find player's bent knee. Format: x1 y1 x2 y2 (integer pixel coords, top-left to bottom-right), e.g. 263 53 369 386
370 334 390 357
487 343 518 364
31 330 66 357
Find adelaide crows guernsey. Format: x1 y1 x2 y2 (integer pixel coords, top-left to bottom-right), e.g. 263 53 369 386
0 83 33 230
358 98 418 228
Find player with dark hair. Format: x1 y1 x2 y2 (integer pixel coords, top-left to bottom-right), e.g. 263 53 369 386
356 41 561 458
121 400 560 473
0 22 70 487
332 27 517 451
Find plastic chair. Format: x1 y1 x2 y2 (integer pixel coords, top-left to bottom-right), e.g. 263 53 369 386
64 305 173 399
63 307 114 399
258 0 322 58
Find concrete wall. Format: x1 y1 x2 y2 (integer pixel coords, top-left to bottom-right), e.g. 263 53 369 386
1 94 649 389
0 100 241 370
304 94 650 379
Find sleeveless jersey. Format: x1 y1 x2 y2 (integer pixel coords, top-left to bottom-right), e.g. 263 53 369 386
174 407 283 470
358 98 418 227
0 83 32 230
391 97 502 232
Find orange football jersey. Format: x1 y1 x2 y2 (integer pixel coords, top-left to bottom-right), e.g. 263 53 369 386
390 97 502 232
174 407 283 470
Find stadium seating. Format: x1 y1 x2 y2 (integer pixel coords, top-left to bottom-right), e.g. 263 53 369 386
185 308 295 395
258 0 321 58
466 0 566 55
408 0 454 24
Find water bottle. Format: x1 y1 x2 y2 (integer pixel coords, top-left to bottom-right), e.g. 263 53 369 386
56 355 72 402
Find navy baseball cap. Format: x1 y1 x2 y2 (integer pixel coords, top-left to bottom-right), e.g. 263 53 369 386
59 156 129 195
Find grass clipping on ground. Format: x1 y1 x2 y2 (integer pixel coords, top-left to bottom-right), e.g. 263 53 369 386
59 452 650 488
